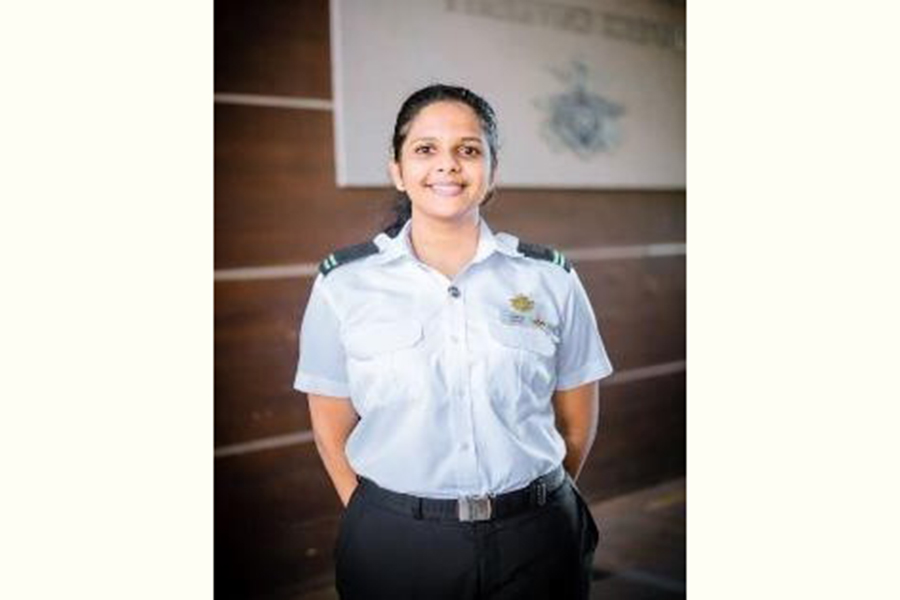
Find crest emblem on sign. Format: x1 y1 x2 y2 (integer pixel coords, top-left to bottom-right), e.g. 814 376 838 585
509 294 535 313
535 60 624 159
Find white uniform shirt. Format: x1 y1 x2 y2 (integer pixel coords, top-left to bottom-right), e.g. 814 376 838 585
294 218 613 499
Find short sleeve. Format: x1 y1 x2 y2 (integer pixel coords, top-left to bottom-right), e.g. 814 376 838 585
293 275 351 398
555 268 614 390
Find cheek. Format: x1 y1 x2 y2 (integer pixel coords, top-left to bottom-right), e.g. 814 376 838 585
399 161 428 185
469 163 490 188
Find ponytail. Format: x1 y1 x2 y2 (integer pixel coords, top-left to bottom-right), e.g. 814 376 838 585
383 192 412 238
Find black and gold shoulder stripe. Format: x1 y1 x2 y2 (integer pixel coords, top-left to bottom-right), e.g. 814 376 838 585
517 241 572 272
318 241 380 276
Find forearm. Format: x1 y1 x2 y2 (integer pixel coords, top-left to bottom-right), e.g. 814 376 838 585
560 428 596 482
314 434 359 507
307 395 362 507
552 382 601 482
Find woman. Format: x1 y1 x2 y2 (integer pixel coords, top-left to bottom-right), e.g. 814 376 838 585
294 84 613 599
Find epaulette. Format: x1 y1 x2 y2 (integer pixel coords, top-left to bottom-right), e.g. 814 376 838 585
319 241 380 276
517 241 572 272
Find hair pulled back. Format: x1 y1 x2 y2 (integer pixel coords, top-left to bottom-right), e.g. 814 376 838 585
384 84 499 237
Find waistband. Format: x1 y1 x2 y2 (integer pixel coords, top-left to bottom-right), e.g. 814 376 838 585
356 464 568 522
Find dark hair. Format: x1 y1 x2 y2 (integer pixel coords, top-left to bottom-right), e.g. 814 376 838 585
384 84 500 237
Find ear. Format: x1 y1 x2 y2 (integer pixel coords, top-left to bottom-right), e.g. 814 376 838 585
483 164 496 200
388 161 405 192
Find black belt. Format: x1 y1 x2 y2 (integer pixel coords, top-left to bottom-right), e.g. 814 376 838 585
356 464 568 522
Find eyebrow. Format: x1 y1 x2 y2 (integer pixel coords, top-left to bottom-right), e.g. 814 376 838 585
410 136 484 144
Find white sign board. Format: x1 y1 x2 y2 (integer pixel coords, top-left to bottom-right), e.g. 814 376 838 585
330 0 685 189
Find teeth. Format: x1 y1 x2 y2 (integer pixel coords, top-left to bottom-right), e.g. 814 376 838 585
430 184 463 196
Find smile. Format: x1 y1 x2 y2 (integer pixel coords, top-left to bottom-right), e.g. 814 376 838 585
428 183 466 197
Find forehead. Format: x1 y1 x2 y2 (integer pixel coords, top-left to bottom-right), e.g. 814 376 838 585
405 101 484 140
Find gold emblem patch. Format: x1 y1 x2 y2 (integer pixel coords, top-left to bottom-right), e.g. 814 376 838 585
509 294 535 313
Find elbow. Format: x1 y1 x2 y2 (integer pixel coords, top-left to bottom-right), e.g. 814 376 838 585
559 424 596 449
311 426 335 457
311 423 351 459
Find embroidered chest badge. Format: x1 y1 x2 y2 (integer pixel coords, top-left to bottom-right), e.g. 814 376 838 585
509 294 535 313
503 294 560 342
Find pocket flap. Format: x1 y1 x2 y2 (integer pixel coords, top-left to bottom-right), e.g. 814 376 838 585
488 320 556 357
344 321 423 358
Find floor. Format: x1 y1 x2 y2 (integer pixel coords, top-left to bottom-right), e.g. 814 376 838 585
288 477 685 600
588 477 685 599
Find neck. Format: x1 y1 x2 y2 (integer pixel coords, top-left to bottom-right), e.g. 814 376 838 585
408 211 481 279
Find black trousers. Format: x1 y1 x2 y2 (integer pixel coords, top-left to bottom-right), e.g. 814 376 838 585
333 473 600 600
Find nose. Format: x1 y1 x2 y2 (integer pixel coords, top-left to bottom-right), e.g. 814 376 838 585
435 149 460 173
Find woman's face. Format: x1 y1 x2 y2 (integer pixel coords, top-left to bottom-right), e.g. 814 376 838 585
389 101 494 226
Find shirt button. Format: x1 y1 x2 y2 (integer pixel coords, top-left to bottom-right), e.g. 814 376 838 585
460 442 469 451
448 285 461 298
450 335 459 344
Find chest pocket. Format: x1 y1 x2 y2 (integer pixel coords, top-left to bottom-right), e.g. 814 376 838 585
487 320 556 357
344 321 423 358
486 320 558 412
343 320 425 409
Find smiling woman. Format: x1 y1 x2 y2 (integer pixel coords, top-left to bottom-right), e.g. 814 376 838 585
294 84 614 600
384 85 499 237
389 100 492 232
388 100 494 277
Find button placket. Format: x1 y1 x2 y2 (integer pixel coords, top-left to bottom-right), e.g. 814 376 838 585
446 283 478 488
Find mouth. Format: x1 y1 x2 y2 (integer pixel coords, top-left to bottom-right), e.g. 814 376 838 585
428 182 466 197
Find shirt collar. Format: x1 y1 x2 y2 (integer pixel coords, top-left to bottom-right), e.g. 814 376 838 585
372 217 522 266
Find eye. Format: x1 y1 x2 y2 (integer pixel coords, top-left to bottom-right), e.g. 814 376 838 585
413 144 434 155
459 145 482 157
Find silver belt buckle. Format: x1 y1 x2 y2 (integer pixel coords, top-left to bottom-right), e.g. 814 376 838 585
458 494 493 522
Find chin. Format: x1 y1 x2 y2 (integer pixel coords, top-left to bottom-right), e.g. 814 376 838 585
411 194 480 222
421 208 473 222
416 204 479 223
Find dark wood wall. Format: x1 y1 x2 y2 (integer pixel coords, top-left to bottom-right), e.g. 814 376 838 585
215 0 685 596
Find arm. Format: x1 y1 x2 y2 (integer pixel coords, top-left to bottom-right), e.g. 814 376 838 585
552 381 600 482
307 394 361 507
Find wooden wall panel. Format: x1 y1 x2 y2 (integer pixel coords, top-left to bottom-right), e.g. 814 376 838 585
215 0 331 98
218 375 687 520
214 105 390 269
487 189 685 248
215 277 312 445
215 443 341 598
584 372 687 502
583 257 686 370
215 100 684 269
214 372 684 596
214 255 684 447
